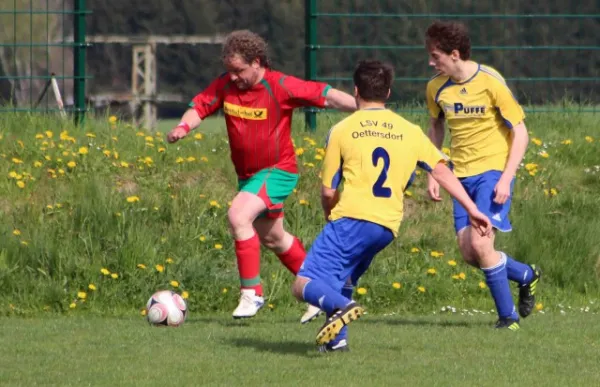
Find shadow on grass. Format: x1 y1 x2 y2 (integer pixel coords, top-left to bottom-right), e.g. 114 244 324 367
361 316 492 328
223 337 318 357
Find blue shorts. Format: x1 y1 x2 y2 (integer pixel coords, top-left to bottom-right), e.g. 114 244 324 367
298 218 394 292
453 170 514 233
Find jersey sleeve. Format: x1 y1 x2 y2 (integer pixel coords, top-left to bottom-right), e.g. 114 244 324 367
278 75 331 109
415 128 448 172
426 80 443 119
189 76 227 119
321 125 344 189
491 79 525 129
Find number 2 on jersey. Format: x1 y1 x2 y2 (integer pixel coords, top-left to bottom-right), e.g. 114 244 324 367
372 147 392 198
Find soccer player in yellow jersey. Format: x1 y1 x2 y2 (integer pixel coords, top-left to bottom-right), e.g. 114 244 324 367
425 21 541 330
291 59 492 351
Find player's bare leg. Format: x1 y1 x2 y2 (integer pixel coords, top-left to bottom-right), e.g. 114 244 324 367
456 227 479 267
228 191 268 318
254 216 322 323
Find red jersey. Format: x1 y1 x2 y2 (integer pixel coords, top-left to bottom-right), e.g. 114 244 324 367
190 69 330 179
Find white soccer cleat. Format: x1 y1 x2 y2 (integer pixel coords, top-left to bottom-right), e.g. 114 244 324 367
300 303 323 324
232 289 265 319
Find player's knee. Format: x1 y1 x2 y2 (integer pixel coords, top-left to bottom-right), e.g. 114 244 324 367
259 232 283 250
469 233 494 259
227 208 251 232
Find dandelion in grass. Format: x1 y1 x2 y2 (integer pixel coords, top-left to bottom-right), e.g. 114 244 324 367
539 151 549 158
303 162 315 168
166 258 174 264
126 196 140 203
268 304 275 309
585 136 594 143
86 132 96 138
200 156 208 162
447 260 457 266
479 281 487 289
120 161 129 168
88 284 97 291
417 286 426 293
561 139 572 145
410 247 420 253
20 241 28 246
69 303 77 309
535 303 543 311
299 199 309 205
209 200 221 208
45 130 53 138
16 181 25 188
194 133 203 140
158 147 166 153
78 146 88 155
314 154 323 161
12 157 23 164
392 282 401 289
452 274 460 280
140 309 147 316
77 291 87 300
33 161 43 168
550 188 558 196
176 157 185 164
430 251 444 258
111 273 118 279
222 288 228 294
357 287 367 295
458 272 466 280
170 280 179 288
137 264 147 269
427 268 437 275
182 291 189 299
12 229 21 236
35 133 44 139
214 244 223 250
199 236 206 242
155 264 165 273
67 161 76 168
108 115 117 124
531 138 542 146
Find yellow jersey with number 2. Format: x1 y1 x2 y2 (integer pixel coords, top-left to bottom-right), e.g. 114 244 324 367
321 108 447 237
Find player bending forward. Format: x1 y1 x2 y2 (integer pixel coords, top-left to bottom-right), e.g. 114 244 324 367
291 59 492 352
167 30 357 321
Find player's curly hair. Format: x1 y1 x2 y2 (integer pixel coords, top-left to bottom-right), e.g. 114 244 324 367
222 30 271 68
353 59 394 102
425 21 471 60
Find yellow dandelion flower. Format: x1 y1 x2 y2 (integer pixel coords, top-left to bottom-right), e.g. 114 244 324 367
158 147 166 153
314 154 323 160
77 291 87 299
392 282 402 289
176 157 185 164
69 302 77 309
539 151 549 158
535 302 543 311
550 188 558 196
12 229 21 236
120 161 129 168
33 161 42 168
111 273 118 279
45 130 53 138
200 156 208 162
479 281 487 289
417 286 426 293
126 196 140 203
108 115 117 124
20 241 28 246
62 151 70 157
67 161 76 168
182 291 189 299
194 133 203 140
561 139 572 145
357 287 367 295
100 268 110 275
295 148 305 156
427 268 437 275
303 162 315 168
214 244 223 250
585 136 594 143
447 260 457 266
199 236 206 242
86 132 96 138
452 274 460 280
144 136 154 142
410 247 420 253
222 288 228 294
88 284 97 291
8 171 17 178
12 157 23 164
155 264 164 273
141 309 147 316
458 272 466 280
78 147 88 155
170 280 179 288
137 264 147 269
166 258 174 264
268 303 275 309
143 156 153 165
430 251 444 257
35 133 44 139
209 200 221 208
16 181 25 188
531 138 542 146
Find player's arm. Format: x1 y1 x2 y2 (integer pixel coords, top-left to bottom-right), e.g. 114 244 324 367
425 81 447 201
279 75 356 112
167 76 225 143
320 126 343 221
492 79 528 204
417 133 491 236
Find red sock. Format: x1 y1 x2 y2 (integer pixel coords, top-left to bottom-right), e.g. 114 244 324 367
276 236 306 275
235 233 263 296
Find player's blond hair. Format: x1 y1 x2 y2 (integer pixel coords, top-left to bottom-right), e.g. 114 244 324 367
222 30 271 68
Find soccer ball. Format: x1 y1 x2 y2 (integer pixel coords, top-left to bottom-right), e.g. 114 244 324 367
146 290 187 327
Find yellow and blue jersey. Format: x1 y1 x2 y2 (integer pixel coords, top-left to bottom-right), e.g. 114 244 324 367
321 109 447 236
426 63 525 177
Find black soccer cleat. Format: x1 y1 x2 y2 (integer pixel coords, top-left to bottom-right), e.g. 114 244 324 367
495 317 520 331
315 302 364 346
518 264 541 318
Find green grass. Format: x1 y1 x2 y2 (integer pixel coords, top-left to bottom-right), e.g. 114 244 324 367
0 109 599 316
1 311 599 386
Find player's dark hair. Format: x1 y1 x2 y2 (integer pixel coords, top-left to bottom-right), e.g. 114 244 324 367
222 30 271 68
353 60 394 102
425 21 471 60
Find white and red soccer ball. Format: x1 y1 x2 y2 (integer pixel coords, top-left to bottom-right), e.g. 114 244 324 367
146 290 187 327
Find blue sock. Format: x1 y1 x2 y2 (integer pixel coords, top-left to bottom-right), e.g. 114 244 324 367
502 252 533 286
329 283 354 346
302 280 352 315
482 255 519 320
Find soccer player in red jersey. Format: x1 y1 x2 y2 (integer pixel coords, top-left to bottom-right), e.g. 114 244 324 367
167 30 357 320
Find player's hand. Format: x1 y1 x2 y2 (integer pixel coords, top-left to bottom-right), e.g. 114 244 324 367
166 126 188 143
468 209 492 237
427 173 442 201
493 176 512 204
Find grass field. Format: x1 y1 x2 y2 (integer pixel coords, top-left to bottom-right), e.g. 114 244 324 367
0 108 598 385
1 311 599 386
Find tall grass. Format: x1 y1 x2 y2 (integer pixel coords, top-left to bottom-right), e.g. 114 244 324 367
1 109 598 316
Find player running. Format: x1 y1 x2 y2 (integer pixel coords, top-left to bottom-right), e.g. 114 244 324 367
167 30 357 321
424 21 541 330
291 59 492 351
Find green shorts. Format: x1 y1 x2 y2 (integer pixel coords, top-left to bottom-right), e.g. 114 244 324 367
238 168 298 219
